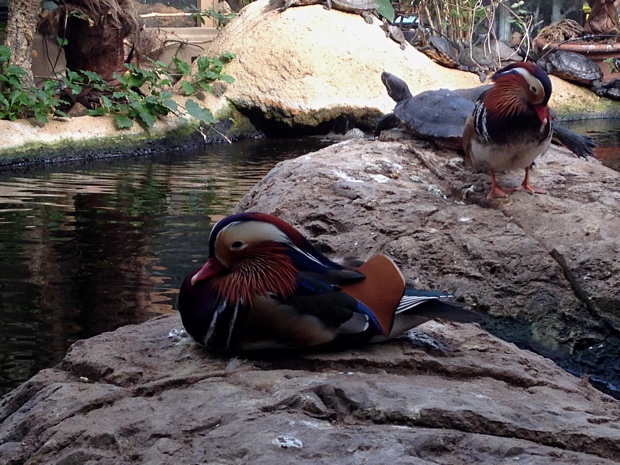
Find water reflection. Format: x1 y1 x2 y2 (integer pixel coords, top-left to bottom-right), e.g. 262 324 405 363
0 138 330 395
560 118 620 172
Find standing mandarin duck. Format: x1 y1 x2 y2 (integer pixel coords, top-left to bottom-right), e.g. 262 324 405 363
462 62 553 199
178 212 477 353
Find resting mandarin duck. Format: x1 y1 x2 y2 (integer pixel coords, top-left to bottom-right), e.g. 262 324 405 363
178 212 477 353
462 62 553 199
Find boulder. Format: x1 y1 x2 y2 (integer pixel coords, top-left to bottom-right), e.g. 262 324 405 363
236 137 620 394
1 313 619 464
191 0 619 133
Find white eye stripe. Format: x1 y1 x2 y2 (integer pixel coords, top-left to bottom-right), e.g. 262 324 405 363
510 67 544 98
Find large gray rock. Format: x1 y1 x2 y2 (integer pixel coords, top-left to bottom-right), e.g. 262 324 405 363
1 313 619 464
237 138 620 393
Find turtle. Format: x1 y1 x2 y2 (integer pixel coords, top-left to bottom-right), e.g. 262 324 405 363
280 0 376 24
415 35 460 68
536 51 603 87
593 78 620 101
382 20 407 50
375 71 597 158
374 71 474 150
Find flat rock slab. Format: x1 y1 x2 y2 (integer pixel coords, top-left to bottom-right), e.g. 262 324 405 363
1 313 619 464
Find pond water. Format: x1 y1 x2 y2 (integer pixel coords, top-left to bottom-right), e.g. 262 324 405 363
0 122 618 397
561 118 620 172
0 138 331 396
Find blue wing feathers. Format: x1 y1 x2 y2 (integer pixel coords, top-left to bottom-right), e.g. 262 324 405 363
404 288 452 298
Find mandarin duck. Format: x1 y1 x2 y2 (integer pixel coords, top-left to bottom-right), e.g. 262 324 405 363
178 212 477 353
462 62 554 199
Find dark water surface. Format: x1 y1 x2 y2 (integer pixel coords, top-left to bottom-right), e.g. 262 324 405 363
0 138 330 395
0 122 618 397
561 118 620 171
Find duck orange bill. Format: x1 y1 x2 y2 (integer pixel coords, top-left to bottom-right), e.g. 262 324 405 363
340 254 406 336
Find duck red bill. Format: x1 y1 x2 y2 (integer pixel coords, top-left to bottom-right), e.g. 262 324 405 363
535 105 549 125
191 258 225 286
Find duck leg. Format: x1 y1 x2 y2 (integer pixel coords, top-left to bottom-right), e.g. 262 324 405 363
486 169 510 199
514 166 547 195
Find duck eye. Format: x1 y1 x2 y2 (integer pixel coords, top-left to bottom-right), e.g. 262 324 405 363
230 241 244 250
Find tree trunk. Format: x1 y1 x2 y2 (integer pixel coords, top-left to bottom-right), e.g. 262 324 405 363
62 13 127 81
5 0 41 88
38 0 139 84
585 0 620 34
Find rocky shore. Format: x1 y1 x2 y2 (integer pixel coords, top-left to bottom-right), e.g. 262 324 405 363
1 310 619 464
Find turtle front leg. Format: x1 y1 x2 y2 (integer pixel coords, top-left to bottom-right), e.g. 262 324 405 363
361 11 374 24
324 0 332 9
279 0 294 11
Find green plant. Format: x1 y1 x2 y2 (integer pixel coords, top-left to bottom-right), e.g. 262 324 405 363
603 56 619 73
186 5 236 29
0 42 237 136
175 52 235 95
0 45 67 123
375 0 395 24
64 63 178 129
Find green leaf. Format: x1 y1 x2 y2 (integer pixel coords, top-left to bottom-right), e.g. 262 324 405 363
100 95 114 110
197 81 213 93
181 81 196 95
185 99 216 123
134 105 156 127
0 46 11 64
219 74 235 84
6 65 26 76
162 99 178 111
115 114 134 129
173 57 192 76
374 0 394 23
34 109 49 124
87 107 107 116
82 70 105 84
219 52 236 62
64 69 82 82
67 83 83 95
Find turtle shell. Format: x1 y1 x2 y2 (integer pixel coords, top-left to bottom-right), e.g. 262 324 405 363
539 51 603 85
394 89 475 150
419 36 459 68
331 0 376 12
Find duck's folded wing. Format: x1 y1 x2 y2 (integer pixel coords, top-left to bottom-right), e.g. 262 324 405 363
340 254 406 336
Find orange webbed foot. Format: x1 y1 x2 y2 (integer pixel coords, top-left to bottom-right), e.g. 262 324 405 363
486 169 511 199
486 185 511 199
514 183 547 195
515 167 547 195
